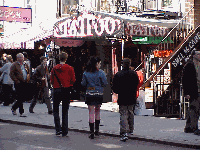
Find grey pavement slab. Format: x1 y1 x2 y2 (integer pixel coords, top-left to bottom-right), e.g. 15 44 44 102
0 102 199 148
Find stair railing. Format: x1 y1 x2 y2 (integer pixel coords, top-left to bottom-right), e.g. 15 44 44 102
135 5 194 74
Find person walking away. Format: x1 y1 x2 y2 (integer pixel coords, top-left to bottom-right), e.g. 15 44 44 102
183 50 200 135
0 55 14 106
29 56 53 114
81 56 108 139
10 53 31 117
50 52 76 136
112 58 139 142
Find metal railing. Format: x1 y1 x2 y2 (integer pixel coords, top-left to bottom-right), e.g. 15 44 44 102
134 6 196 118
135 6 194 73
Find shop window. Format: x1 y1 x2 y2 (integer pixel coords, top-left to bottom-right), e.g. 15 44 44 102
61 0 78 15
162 0 172 7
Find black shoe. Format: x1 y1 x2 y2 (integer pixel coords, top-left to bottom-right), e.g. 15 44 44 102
194 129 200 135
56 131 62 136
48 110 53 115
184 127 195 133
89 133 94 139
62 134 68 137
20 114 27 117
29 109 34 113
11 108 17 115
94 131 99 136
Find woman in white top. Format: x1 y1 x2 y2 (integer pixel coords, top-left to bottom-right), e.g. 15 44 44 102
0 55 14 106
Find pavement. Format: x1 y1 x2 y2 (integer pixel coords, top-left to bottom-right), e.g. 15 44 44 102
0 101 200 149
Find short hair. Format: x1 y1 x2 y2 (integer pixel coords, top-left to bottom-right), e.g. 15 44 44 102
59 52 68 62
123 58 131 68
40 56 47 63
16 53 24 58
6 55 13 63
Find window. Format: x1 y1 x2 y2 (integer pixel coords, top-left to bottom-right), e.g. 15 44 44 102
162 0 172 7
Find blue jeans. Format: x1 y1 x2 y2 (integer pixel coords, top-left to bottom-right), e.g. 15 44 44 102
53 88 70 135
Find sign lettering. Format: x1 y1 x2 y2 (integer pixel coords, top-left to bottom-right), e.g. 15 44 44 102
53 14 123 38
126 23 168 37
172 32 200 67
0 6 32 23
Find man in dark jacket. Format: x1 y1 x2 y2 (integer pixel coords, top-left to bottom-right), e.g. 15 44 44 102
29 56 53 114
183 51 200 135
112 58 139 142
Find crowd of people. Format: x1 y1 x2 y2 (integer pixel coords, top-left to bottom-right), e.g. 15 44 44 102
0 50 199 142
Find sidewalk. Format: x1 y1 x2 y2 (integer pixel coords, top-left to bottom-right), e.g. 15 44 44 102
0 101 200 149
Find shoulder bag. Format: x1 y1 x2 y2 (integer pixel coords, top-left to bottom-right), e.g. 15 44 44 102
53 69 75 100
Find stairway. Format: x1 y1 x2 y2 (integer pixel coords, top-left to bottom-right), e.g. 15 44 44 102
136 6 200 118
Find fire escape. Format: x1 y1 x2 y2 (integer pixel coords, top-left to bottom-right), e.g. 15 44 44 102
136 6 200 118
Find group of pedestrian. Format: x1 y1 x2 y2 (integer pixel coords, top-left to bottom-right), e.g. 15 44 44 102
4 50 199 142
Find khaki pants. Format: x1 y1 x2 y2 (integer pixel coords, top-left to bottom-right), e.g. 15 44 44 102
185 96 200 131
119 105 135 135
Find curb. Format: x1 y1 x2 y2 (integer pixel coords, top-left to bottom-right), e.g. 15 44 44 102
0 119 200 149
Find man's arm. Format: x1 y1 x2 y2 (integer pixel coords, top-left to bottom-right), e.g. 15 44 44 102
10 63 19 84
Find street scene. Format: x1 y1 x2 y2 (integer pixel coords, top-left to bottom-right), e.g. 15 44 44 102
0 0 200 149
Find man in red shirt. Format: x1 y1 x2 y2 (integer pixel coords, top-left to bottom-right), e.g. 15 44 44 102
50 52 76 137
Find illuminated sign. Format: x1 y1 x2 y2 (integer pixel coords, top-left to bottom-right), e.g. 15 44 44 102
0 6 32 23
153 50 173 58
53 14 123 38
126 23 168 37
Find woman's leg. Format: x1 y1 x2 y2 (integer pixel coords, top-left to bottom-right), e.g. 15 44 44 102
94 104 101 135
95 104 101 120
88 105 95 139
88 105 95 123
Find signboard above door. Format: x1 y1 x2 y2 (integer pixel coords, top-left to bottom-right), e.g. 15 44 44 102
53 13 124 39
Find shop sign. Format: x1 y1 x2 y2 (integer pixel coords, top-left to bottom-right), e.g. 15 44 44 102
153 50 173 58
54 39 85 47
171 31 200 67
132 36 173 44
53 14 123 38
126 23 168 37
0 6 32 23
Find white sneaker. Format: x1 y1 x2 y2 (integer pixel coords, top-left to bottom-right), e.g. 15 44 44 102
120 133 128 142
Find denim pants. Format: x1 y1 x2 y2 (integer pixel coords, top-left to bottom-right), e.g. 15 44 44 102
53 88 70 135
119 105 135 135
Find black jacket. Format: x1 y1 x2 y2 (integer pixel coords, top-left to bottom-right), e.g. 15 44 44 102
182 59 198 100
112 68 139 105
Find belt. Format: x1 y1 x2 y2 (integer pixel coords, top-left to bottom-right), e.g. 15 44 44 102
86 92 103 95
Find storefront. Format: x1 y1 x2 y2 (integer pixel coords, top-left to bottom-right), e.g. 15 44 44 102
41 12 124 102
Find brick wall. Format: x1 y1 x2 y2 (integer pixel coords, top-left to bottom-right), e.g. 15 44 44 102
194 0 200 28
185 0 200 29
